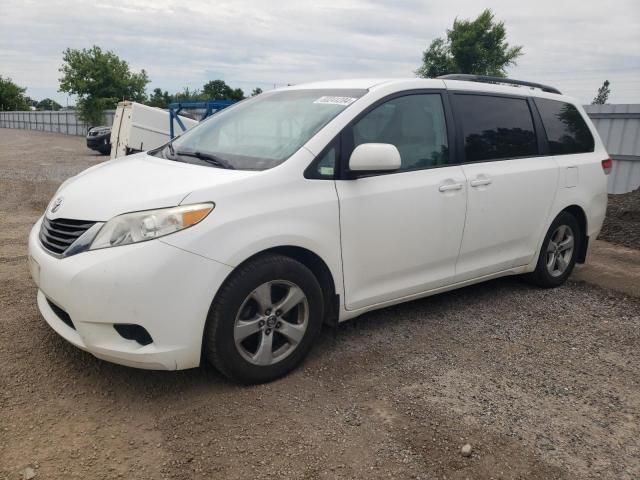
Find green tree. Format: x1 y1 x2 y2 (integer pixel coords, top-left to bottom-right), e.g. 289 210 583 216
230 88 245 101
201 80 244 101
58 46 150 125
25 96 38 108
0 75 30 111
36 98 62 111
251 87 263 96
416 9 523 78
147 81 247 108
147 88 172 108
173 87 202 102
592 80 611 105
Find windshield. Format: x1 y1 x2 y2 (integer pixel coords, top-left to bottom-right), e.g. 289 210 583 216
158 89 366 170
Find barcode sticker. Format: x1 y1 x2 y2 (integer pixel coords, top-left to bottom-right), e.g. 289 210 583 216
313 96 357 106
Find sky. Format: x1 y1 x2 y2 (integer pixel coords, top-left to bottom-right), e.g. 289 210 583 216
1 0 639 105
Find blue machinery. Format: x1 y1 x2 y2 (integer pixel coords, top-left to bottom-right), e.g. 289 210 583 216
168 100 234 139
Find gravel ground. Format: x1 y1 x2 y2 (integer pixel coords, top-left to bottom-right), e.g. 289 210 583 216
600 189 640 250
1 129 639 480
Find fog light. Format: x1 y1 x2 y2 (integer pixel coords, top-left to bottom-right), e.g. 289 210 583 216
113 324 153 346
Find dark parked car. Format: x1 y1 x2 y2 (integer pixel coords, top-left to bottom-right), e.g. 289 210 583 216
86 126 111 155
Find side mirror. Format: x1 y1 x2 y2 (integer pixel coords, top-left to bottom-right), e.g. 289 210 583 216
348 143 401 172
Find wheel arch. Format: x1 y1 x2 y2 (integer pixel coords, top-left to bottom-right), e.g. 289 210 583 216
267 246 339 324
560 204 588 263
221 245 340 326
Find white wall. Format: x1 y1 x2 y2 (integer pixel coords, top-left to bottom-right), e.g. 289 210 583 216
584 104 640 194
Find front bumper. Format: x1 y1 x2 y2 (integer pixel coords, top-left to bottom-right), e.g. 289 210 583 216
86 134 110 150
28 217 233 370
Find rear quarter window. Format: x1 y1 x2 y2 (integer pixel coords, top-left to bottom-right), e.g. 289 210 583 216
453 94 538 163
534 98 595 155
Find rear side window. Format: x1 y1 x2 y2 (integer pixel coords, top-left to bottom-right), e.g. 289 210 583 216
535 98 594 155
453 94 538 162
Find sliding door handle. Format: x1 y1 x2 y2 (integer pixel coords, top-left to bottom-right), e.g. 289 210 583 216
470 178 492 187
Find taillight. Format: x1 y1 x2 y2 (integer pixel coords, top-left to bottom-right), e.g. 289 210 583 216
601 158 613 175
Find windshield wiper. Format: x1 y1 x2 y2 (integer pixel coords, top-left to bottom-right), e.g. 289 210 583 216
175 150 235 169
161 141 179 161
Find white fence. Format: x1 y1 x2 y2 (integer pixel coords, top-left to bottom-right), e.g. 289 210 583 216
584 104 640 194
0 110 115 136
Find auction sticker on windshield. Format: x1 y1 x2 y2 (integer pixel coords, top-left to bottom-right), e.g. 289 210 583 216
313 96 357 106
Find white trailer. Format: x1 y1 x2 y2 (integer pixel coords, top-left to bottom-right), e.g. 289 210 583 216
109 101 198 159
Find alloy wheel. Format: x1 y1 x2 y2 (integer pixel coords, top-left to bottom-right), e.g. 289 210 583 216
233 280 309 366
546 225 575 277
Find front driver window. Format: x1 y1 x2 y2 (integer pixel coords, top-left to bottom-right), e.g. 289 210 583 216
351 94 449 172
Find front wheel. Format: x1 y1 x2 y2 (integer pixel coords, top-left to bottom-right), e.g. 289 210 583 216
526 211 581 288
204 254 324 384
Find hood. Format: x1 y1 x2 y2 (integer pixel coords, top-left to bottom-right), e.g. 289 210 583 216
48 153 259 221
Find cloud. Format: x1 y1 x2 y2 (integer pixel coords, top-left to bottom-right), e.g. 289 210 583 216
1 0 638 104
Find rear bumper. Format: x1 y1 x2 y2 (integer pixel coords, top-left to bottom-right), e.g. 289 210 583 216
28 217 233 370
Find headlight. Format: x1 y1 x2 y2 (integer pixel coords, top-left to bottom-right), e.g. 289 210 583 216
90 203 214 250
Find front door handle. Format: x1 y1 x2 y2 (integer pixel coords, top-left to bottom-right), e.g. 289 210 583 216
438 183 463 192
470 177 492 187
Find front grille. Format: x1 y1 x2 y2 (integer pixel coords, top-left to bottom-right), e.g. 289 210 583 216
46 298 75 330
40 217 96 255
88 129 108 137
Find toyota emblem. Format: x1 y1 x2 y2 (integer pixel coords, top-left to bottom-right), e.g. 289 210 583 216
51 197 63 214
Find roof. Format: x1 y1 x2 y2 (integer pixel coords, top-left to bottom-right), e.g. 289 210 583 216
283 78 576 103
282 79 396 90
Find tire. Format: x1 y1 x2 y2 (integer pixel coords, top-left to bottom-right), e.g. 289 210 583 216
204 254 324 384
526 211 582 288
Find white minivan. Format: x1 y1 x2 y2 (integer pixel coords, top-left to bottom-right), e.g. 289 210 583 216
28 76 610 383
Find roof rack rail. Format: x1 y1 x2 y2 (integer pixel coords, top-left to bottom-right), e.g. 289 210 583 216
438 74 562 95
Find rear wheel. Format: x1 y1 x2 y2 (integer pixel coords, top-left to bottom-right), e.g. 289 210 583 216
526 211 581 288
204 254 324 384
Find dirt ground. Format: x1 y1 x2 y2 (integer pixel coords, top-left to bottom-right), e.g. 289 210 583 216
573 240 640 298
600 188 640 250
1 129 639 480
